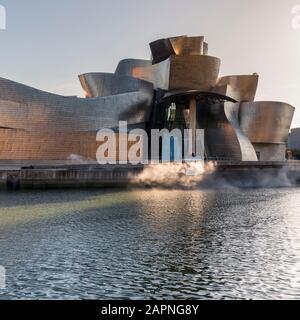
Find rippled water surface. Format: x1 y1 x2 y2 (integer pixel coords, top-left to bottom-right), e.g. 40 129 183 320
0 188 300 299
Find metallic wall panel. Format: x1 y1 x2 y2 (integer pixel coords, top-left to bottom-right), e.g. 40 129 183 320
0 77 153 160
115 59 152 77
196 101 242 160
170 36 205 55
126 55 221 91
168 36 187 55
224 102 258 161
118 36 217 91
239 101 295 144
78 73 153 98
150 36 207 64
168 55 221 91
149 38 176 64
124 59 170 90
212 75 259 102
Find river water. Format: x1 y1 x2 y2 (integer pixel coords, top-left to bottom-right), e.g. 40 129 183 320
0 188 300 299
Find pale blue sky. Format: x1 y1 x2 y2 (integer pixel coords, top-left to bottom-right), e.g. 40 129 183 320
0 0 300 127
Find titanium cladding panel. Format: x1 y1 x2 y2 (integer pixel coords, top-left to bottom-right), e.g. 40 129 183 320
213 75 259 102
239 101 295 143
79 73 153 98
0 77 153 160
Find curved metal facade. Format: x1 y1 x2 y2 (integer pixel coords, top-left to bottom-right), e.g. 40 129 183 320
239 101 294 161
117 36 220 92
115 56 220 92
78 72 152 98
194 99 257 161
168 55 220 91
213 75 259 102
239 101 294 144
198 101 247 161
224 102 258 161
0 34 295 162
115 59 152 77
0 77 153 160
150 36 208 64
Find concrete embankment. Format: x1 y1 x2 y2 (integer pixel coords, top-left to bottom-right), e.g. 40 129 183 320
0 162 144 190
1 161 300 190
209 161 300 188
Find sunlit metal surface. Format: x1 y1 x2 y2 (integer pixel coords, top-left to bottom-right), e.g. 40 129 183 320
168 55 220 91
147 35 217 91
127 59 170 90
239 101 295 143
0 34 295 163
213 75 259 102
115 59 152 76
78 73 153 98
0 77 153 160
150 36 208 64
239 101 295 161
127 55 220 91
224 102 258 161
170 36 206 56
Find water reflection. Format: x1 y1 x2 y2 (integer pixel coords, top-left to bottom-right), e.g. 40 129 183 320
0 188 300 299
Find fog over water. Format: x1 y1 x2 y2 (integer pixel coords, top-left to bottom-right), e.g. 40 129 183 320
0 187 300 299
